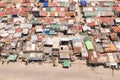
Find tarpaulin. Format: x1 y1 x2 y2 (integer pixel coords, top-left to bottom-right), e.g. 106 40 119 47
44 29 50 35
43 3 48 7
40 0 48 3
81 0 87 6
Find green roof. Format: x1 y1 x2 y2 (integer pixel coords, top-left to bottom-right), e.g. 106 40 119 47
46 8 51 12
7 0 12 2
32 20 40 24
86 14 92 17
97 6 103 12
60 2 70 7
80 33 88 36
63 60 70 67
84 37 94 51
85 40 94 51
51 7 56 12
84 37 90 41
8 54 17 61
104 2 116 6
49 30 55 35
50 24 60 29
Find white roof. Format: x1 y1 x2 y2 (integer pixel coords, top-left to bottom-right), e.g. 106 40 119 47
68 20 74 24
14 33 22 37
23 28 29 34
16 3 21 8
8 29 15 34
46 37 53 45
20 24 32 29
60 52 70 59
93 51 97 58
87 0 115 2
107 53 115 63
57 0 69 2
31 44 36 51
36 26 43 32
31 35 37 41
115 18 120 23
60 38 69 41
82 25 91 31
14 17 25 23
32 7 39 11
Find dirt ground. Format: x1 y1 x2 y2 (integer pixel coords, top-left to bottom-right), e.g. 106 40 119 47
0 61 119 80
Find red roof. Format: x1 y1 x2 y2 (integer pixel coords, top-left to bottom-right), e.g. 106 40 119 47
21 8 30 12
70 0 76 4
114 7 120 12
15 28 23 33
0 3 6 7
6 8 14 11
99 2 104 6
78 25 82 30
40 11 47 16
22 0 29 3
0 12 6 16
5 8 13 14
101 17 113 23
52 2 57 7
113 26 120 32
88 22 95 27
12 9 19 15
38 36 42 42
56 7 60 12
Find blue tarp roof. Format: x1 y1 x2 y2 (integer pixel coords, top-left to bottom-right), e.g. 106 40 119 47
43 3 48 7
44 29 50 35
81 0 87 6
39 0 48 3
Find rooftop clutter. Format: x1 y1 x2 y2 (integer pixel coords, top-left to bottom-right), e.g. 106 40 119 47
0 0 120 69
